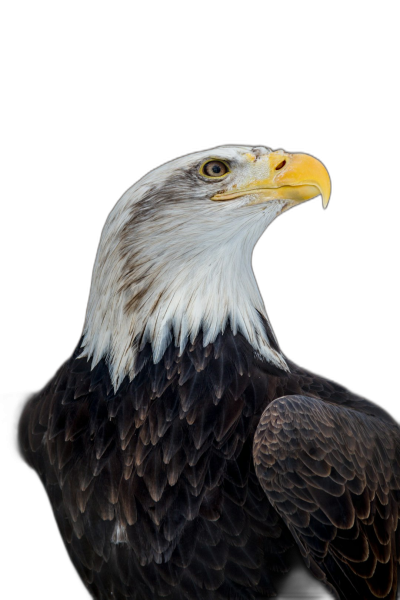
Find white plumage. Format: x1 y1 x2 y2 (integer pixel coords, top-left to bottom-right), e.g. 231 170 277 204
80 146 290 390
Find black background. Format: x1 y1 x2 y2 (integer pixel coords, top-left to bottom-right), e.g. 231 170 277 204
2 15 400 599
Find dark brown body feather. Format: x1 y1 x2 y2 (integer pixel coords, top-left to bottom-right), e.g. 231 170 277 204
19 328 400 599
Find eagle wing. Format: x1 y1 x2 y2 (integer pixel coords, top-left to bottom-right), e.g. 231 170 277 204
253 394 400 600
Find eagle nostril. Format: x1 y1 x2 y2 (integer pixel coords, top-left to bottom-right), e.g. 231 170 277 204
275 160 286 171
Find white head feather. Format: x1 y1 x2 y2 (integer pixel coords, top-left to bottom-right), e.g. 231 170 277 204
80 145 292 390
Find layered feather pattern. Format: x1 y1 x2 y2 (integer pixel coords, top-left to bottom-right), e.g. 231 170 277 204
20 328 399 599
20 329 293 600
254 394 400 599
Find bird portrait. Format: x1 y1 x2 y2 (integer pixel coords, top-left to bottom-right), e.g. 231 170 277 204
19 145 400 600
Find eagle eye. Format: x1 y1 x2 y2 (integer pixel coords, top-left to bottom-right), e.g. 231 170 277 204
201 160 230 179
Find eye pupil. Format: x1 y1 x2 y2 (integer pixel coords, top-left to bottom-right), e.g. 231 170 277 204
202 160 229 178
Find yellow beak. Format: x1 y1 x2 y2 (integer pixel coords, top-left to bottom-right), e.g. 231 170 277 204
211 151 331 209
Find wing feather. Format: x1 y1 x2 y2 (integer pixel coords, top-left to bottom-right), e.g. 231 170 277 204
254 394 400 599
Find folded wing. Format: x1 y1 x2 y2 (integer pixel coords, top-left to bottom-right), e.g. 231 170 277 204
253 395 400 600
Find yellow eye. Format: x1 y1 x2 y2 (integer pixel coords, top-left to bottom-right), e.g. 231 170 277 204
201 160 230 178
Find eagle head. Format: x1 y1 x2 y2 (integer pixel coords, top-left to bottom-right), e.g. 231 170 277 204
80 145 330 390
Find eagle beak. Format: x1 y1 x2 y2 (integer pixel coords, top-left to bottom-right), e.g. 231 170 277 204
211 151 331 209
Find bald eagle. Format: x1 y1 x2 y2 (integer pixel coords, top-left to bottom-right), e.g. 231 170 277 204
19 146 400 600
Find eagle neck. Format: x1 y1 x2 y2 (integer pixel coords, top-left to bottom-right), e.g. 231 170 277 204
80 188 288 391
